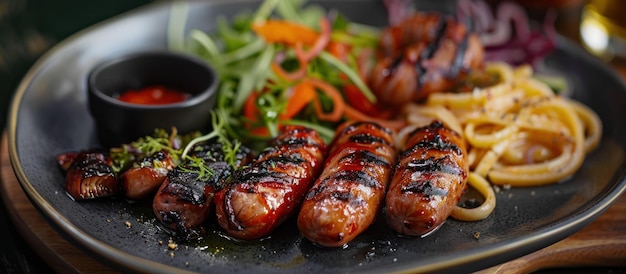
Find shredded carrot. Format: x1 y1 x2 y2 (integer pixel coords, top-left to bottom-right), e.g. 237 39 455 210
280 81 317 119
252 20 319 46
306 78 345 122
243 90 260 123
242 91 273 138
252 18 400 133
271 61 307 81
342 83 394 119
327 41 350 62
249 126 271 137
295 18 331 62
344 105 407 131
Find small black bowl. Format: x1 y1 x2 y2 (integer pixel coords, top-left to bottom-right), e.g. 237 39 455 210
88 51 218 147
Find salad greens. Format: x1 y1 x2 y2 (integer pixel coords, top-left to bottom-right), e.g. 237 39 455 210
167 0 382 150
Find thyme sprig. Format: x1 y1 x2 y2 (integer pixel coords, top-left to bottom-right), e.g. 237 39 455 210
181 109 243 169
109 129 182 174
176 157 216 182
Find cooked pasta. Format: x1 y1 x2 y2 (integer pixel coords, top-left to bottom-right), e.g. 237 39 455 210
450 172 496 221
402 62 603 221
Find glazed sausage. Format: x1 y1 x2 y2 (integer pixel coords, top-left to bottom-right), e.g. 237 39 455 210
370 13 484 107
298 121 397 247
152 143 254 240
385 121 469 237
214 126 326 240
57 151 118 201
119 150 176 200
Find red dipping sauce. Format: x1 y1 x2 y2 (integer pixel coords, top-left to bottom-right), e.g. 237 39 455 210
117 85 191 105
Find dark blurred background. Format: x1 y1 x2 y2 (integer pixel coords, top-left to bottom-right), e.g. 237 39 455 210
0 1 150 272
0 0 624 273
0 0 151 130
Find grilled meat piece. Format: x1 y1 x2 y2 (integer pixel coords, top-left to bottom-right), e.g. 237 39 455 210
152 143 254 239
370 12 484 106
214 126 327 240
120 150 176 200
298 121 397 247
57 151 118 201
385 121 469 237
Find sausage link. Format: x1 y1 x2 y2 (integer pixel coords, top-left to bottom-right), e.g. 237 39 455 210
371 13 484 106
385 121 468 237
58 151 118 201
298 122 397 247
120 150 176 200
214 126 326 240
152 143 254 240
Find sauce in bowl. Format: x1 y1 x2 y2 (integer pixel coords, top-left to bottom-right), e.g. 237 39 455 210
117 85 191 105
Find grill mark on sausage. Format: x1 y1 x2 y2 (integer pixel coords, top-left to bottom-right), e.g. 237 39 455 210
405 155 463 176
333 169 380 188
450 33 469 77
161 168 211 204
416 18 449 87
269 136 323 149
231 167 294 188
401 121 463 157
257 153 306 167
401 134 462 157
349 133 393 147
304 168 381 200
384 55 404 76
338 150 391 168
72 153 114 179
422 18 448 60
401 180 449 196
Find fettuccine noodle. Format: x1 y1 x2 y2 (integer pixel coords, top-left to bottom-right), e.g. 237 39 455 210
402 62 603 221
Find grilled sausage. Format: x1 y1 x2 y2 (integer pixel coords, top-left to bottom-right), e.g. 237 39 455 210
214 126 326 240
57 151 118 201
152 143 254 240
298 121 397 247
370 13 484 107
385 120 469 237
119 150 176 200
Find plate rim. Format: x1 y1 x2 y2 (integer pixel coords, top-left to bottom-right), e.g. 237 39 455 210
6 0 626 273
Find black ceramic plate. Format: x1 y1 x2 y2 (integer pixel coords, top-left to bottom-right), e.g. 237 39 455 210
7 0 626 273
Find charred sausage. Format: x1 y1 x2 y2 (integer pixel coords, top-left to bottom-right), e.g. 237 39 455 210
152 143 254 240
298 121 397 247
370 13 484 106
119 150 176 200
214 126 326 240
57 151 118 201
385 121 469 237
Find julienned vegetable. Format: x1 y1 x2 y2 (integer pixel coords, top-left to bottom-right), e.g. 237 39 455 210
167 0 565 155
455 0 557 67
167 0 388 149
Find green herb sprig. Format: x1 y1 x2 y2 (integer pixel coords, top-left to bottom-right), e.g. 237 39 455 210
109 128 183 174
181 109 243 169
176 157 216 182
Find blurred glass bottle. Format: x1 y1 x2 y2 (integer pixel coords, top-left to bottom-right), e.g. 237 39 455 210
580 0 626 61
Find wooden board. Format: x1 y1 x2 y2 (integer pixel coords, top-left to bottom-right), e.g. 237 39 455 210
0 132 117 274
1 130 625 273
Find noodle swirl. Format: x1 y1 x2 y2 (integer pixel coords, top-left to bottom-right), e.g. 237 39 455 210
402 62 603 221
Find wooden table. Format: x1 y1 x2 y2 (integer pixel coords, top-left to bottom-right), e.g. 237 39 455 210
2 68 626 273
0 134 117 273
